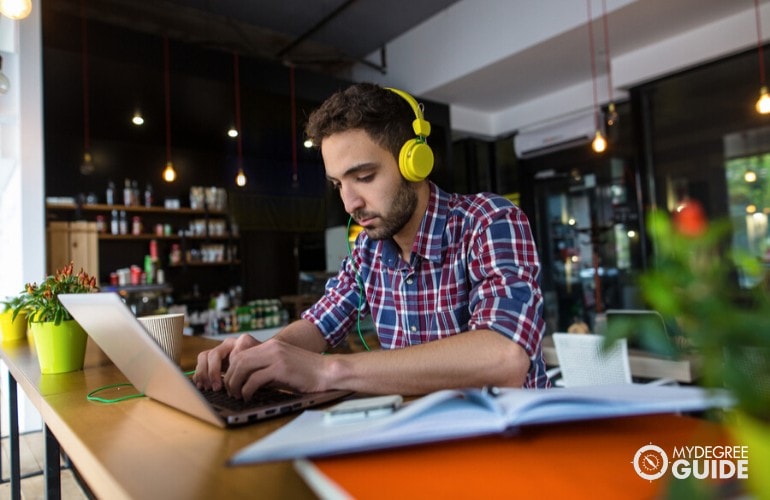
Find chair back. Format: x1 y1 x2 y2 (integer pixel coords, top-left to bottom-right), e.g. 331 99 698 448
552 333 632 387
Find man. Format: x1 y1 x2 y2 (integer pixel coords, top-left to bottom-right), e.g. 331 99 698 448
194 83 549 399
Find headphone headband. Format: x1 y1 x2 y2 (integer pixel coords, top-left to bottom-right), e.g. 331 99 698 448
384 87 434 182
385 87 431 138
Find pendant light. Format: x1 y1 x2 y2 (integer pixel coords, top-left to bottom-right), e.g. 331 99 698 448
601 0 617 126
162 36 176 183
755 0 770 114
233 52 246 187
79 0 94 175
0 0 31 20
587 0 606 153
290 64 298 187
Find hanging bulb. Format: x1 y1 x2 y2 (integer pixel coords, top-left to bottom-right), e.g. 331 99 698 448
0 56 9 94
235 168 247 187
227 127 238 138
592 130 607 153
745 170 758 183
757 86 770 114
606 102 619 126
163 161 176 182
0 0 32 20
80 151 95 175
131 112 144 126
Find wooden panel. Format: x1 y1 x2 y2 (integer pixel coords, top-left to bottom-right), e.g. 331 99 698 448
46 222 99 276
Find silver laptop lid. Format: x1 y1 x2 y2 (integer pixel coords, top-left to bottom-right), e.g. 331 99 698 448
60 292 226 427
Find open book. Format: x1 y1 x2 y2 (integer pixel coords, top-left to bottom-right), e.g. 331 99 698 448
230 384 732 465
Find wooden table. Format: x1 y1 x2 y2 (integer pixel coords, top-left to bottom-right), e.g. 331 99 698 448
0 335 316 499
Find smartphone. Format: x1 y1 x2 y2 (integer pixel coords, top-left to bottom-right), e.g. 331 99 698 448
323 394 403 424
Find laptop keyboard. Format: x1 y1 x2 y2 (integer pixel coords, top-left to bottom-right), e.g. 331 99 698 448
199 386 299 412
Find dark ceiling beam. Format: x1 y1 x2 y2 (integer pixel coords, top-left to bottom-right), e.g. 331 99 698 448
50 0 357 75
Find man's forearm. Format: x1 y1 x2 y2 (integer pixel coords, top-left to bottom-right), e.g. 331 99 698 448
273 319 329 353
322 329 531 395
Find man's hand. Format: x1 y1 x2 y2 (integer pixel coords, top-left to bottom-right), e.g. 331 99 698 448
222 339 332 400
193 334 260 391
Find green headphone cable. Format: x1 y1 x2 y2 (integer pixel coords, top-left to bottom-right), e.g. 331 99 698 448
87 370 197 403
347 216 371 351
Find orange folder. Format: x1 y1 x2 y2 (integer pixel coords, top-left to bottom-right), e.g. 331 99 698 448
305 414 735 499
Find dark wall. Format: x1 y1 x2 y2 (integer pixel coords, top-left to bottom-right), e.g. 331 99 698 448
41 2 452 301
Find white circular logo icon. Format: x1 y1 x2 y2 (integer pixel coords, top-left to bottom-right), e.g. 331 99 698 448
633 444 669 481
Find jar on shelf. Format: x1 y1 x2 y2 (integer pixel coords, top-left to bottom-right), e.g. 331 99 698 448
131 216 142 235
95 215 106 234
170 244 182 265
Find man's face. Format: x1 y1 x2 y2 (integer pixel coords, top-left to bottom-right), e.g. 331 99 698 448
323 129 416 240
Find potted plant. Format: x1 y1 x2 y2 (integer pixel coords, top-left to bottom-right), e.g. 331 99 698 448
1 294 27 342
13 261 99 374
605 201 769 497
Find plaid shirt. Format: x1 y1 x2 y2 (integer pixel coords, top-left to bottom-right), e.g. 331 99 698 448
302 182 549 388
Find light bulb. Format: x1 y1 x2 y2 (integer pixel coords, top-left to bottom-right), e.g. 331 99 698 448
303 139 314 148
592 131 607 153
227 127 238 138
757 86 770 114
745 170 758 183
132 112 144 126
235 168 247 187
0 55 9 94
606 102 618 126
80 151 95 175
163 161 176 182
0 0 32 20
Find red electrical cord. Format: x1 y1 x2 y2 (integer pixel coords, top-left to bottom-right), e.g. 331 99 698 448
233 52 243 168
164 36 172 164
586 0 600 131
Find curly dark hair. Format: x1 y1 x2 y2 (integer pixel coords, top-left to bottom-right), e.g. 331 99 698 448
304 82 416 161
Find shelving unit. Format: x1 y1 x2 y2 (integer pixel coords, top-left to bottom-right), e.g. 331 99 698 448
45 200 242 307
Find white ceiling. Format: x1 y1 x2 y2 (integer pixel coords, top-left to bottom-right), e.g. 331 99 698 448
74 0 770 139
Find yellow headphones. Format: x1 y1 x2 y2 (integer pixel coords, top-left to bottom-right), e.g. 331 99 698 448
386 87 434 182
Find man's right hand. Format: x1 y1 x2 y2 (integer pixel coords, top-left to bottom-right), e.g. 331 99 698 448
193 334 261 391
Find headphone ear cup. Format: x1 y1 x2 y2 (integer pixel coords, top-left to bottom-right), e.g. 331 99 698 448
399 139 434 182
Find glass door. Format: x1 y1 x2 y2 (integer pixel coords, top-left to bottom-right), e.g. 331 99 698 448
531 161 641 334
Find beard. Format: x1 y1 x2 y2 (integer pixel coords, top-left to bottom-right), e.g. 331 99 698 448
354 178 417 240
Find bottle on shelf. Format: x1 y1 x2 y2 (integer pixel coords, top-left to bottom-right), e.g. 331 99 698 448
144 184 153 207
106 181 115 206
123 179 132 206
110 209 119 235
119 210 128 235
132 180 140 207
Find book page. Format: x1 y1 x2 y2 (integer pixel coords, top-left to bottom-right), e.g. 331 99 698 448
494 384 733 427
230 389 506 464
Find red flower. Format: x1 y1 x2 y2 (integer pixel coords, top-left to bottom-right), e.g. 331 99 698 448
673 201 708 237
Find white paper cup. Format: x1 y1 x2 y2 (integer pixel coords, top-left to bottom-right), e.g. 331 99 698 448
138 313 185 364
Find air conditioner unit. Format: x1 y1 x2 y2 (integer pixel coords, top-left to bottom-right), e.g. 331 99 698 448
514 111 596 159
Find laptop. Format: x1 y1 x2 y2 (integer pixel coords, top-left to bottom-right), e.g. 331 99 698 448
604 309 674 357
59 292 351 428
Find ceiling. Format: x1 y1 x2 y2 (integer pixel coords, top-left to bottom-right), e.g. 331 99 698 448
61 0 770 138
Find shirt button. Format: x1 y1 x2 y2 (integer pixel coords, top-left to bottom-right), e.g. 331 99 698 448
410 326 417 332
406 278 413 285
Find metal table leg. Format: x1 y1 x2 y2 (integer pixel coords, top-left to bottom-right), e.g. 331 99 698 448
7 371 21 500
44 424 61 499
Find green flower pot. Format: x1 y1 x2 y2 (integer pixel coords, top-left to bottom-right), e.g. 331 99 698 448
0 310 27 342
30 319 88 374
